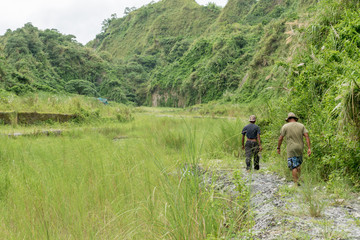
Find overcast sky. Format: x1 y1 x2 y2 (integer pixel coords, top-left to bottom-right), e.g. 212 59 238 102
0 0 228 45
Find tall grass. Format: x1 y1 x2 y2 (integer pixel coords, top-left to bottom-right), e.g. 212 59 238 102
206 119 243 159
0 92 134 136
0 114 251 239
0 92 132 120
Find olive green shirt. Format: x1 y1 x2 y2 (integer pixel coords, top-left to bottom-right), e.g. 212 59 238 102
280 122 308 158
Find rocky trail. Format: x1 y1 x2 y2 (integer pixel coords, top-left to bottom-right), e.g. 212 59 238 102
204 165 360 239
246 168 360 239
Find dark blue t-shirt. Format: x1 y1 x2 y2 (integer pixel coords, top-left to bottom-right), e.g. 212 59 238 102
242 123 261 139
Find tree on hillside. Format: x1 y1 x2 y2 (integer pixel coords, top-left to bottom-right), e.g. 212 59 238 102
101 13 118 33
204 2 222 13
124 7 136 15
65 79 98 96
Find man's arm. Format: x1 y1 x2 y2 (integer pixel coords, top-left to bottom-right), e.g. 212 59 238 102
304 132 311 156
277 135 284 154
242 134 245 150
257 134 262 151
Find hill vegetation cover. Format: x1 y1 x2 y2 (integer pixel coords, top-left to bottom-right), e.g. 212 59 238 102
0 24 142 104
0 0 314 106
90 0 312 107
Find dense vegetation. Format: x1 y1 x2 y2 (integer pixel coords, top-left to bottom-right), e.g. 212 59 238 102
0 24 147 104
274 0 360 186
90 0 311 106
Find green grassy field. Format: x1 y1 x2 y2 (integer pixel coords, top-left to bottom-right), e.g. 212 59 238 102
0 106 256 239
0 94 357 239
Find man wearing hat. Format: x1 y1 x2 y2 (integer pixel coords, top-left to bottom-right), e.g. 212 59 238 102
242 115 262 171
277 112 311 186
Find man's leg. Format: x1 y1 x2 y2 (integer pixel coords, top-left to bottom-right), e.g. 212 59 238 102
297 166 302 184
293 157 302 185
253 143 260 170
292 167 300 185
298 166 301 179
245 142 252 170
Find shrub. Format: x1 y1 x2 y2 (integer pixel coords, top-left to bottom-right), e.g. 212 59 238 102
115 107 134 122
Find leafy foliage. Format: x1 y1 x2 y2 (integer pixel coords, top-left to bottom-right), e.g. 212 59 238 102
65 79 97 96
257 0 360 186
0 24 134 103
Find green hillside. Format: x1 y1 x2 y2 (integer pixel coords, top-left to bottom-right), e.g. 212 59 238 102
0 0 319 107
89 0 220 58
89 0 315 107
0 24 149 104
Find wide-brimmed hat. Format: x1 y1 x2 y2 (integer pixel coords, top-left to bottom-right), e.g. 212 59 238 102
285 112 298 122
249 115 256 122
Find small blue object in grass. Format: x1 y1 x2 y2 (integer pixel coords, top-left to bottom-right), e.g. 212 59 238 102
97 98 108 105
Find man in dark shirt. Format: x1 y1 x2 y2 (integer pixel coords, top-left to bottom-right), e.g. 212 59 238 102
242 115 262 171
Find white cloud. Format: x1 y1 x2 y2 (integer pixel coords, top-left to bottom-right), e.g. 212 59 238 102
0 0 228 45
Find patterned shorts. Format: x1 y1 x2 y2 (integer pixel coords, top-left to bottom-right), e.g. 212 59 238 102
287 156 303 170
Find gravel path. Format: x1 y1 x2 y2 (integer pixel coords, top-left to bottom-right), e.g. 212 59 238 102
202 164 360 239
244 168 360 239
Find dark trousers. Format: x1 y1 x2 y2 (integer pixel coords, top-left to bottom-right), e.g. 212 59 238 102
245 141 260 170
